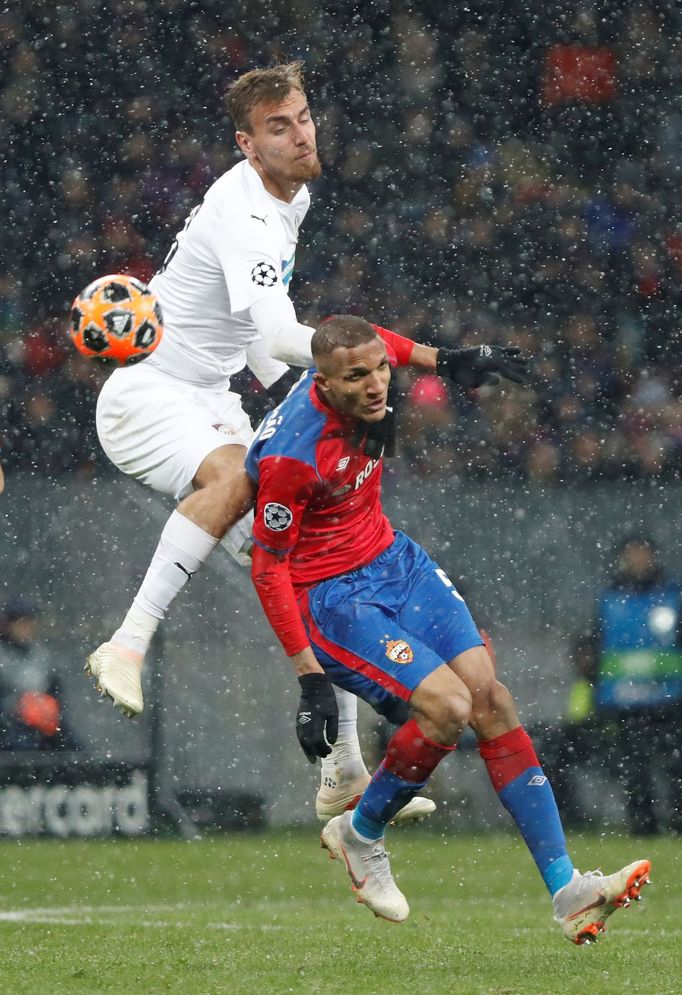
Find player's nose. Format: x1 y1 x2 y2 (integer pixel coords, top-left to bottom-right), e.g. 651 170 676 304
292 122 310 144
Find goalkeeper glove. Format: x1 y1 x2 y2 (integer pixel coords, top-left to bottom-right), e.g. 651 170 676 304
296 673 339 763
267 368 300 406
436 345 530 388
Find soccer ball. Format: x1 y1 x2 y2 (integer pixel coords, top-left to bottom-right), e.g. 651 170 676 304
69 274 164 364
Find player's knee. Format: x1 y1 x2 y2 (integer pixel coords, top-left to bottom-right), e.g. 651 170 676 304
194 445 248 493
428 686 472 743
458 647 497 711
471 678 516 725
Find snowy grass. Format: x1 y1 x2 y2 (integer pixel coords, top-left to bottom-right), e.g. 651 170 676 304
0 829 677 994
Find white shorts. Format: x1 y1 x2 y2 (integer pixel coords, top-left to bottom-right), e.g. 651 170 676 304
96 363 254 502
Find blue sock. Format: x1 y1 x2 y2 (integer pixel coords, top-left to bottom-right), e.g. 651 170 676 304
480 727 574 896
352 767 427 841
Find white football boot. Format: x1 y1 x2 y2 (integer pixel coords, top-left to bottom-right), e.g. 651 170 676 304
321 811 409 922
553 859 651 944
316 771 436 824
85 642 144 718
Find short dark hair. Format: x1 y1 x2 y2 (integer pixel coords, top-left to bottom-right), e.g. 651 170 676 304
312 315 379 370
226 61 307 133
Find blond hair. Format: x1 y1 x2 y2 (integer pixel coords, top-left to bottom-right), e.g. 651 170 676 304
226 61 307 132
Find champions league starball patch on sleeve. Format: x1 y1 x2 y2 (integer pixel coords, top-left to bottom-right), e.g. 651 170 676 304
264 502 293 531
251 262 278 287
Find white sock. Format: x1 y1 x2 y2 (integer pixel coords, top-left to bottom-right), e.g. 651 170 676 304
321 686 370 786
220 509 254 567
112 510 219 654
110 603 159 657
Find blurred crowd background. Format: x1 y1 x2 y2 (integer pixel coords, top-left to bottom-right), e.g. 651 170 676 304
1 0 682 484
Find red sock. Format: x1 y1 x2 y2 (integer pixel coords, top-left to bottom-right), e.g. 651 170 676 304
478 726 540 792
383 718 456 782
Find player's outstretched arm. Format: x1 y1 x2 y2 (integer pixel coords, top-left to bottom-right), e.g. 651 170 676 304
371 324 530 387
436 344 530 387
251 543 338 762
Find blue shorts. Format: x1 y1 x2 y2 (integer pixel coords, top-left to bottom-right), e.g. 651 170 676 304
298 531 483 720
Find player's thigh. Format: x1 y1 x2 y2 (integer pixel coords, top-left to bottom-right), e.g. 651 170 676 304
300 584 447 722
96 366 253 500
393 534 483 661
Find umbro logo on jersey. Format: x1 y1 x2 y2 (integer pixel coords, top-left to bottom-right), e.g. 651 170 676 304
527 775 547 786
335 457 350 472
264 502 293 531
251 262 278 287
250 213 268 225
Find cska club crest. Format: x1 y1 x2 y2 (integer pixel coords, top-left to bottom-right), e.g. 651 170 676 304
385 639 414 664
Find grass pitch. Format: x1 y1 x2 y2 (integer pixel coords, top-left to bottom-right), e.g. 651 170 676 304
0 828 677 995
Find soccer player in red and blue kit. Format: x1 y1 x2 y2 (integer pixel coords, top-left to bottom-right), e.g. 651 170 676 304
246 315 651 943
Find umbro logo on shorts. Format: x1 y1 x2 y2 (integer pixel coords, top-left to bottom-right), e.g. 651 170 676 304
527 775 547 786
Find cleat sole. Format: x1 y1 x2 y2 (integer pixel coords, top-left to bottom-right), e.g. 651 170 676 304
575 921 605 945
612 860 651 911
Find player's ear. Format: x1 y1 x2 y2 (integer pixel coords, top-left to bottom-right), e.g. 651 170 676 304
313 371 330 392
235 130 252 158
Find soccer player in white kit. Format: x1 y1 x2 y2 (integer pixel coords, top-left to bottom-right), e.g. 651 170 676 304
87 62 434 822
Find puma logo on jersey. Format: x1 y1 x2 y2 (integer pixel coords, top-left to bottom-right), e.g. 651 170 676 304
251 213 268 225
354 458 380 490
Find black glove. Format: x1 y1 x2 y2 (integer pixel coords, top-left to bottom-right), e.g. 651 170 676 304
362 374 399 459
436 345 530 388
296 673 339 763
267 368 300 406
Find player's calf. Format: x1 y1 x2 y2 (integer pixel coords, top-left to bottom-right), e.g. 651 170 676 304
315 770 436 823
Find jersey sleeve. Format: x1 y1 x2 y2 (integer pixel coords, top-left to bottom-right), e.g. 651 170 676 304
245 338 289 389
213 209 290 314
251 545 310 656
251 453 318 655
251 454 317 554
245 296 314 367
372 324 415 366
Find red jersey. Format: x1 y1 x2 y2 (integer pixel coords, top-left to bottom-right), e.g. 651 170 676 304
245 325 414 654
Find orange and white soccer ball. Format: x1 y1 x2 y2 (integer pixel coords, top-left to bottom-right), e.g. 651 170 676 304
69 274 163 364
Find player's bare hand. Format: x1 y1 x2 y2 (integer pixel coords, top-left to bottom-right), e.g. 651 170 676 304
437 345 530 388
296 673 339 763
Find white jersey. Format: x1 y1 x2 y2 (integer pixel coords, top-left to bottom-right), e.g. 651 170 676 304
147 159 310 386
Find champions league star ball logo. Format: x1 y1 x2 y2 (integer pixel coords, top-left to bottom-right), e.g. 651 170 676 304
264 502 293 531
251 261 278 287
